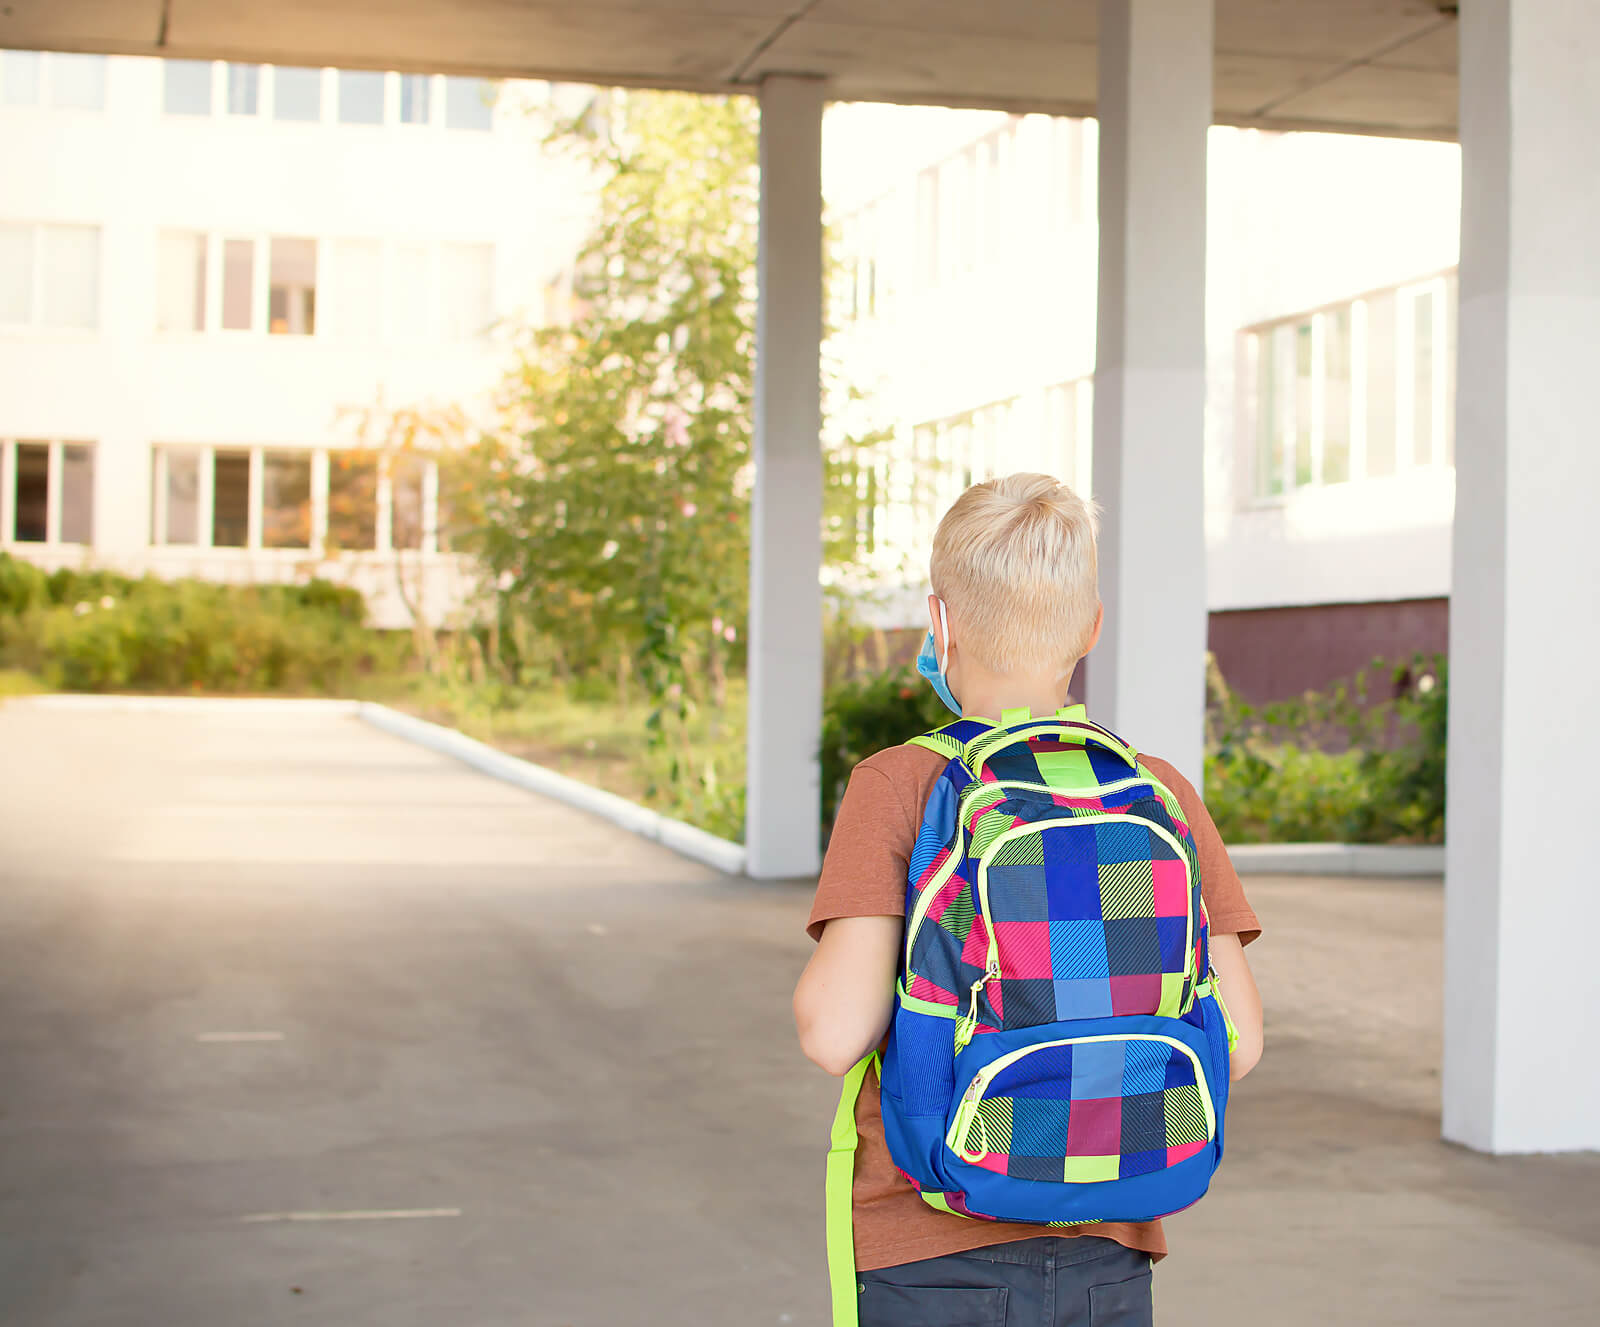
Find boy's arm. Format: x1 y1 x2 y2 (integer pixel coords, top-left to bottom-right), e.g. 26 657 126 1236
794 916 900 1077
1210 933 1263 1080
1139 755 1266 1082
794 757 924 1077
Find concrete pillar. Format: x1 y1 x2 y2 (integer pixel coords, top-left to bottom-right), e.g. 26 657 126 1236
1087 0 1212 782
1444 0 1600 1153
746 75 825 879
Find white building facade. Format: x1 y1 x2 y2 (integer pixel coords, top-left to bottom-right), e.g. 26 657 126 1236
0 51 588 627
824 104 1462 699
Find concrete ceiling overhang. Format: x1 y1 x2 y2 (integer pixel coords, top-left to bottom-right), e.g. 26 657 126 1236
0 1 1460 139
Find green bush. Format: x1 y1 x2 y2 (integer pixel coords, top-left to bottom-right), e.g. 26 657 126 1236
1204 653 1447 845
0 553 48 615
0 554 407 695
820 666 947 830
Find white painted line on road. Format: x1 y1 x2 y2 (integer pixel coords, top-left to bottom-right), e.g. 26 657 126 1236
239 1208 462 1224
196 1031 285 1042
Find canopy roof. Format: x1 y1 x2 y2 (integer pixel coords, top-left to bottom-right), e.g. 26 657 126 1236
2 0 1458 138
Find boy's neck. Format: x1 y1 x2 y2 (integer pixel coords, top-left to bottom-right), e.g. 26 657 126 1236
961 662 1082 723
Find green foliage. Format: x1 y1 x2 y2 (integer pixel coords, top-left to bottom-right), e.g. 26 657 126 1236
820 665 947 830
0 555 402 694
445 89 885 833
1204 652 1448 844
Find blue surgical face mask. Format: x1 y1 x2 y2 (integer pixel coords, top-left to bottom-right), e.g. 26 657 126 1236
915 598 962 716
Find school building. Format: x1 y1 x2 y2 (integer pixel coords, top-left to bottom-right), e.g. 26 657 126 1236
822 106 1460 701
0 51 588 627
2 1 1594 1157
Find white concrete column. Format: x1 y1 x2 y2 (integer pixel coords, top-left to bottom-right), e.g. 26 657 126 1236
746 74 825 879
1086 0 1212 781
1444 0 1600 1153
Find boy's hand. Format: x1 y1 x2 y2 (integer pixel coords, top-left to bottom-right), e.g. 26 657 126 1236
793 915 901 1076
1210 932 1264 1080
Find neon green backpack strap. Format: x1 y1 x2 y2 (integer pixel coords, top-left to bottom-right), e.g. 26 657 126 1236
826 1053 879 1327
907 717 1000 764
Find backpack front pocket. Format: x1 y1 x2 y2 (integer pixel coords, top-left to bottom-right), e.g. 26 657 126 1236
941 1019 1218 1222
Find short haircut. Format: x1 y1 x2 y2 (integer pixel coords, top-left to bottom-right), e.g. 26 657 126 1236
929 472 1101 675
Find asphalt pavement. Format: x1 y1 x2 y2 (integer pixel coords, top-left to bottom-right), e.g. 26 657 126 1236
0 700 1594 1326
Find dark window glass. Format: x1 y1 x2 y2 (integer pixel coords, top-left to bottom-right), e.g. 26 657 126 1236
213 450 251 547
13 443 48 541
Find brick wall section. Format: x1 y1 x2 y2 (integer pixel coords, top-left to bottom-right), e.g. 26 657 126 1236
1207 598 1449 704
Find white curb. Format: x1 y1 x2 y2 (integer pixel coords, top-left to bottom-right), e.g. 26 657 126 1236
355 702 748 876
13 692 748 876
21 693 362 715
1229 843 1444 877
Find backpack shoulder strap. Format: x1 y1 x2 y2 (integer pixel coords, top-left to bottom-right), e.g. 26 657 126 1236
906 717 996 765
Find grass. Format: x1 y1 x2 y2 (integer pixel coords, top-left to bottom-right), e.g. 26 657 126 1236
360 671 750 838
0 669 46 700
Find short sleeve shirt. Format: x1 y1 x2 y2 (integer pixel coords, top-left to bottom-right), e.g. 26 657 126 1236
806 741 1262 1272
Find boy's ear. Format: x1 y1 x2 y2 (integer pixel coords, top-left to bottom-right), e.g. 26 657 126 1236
1085 602 1104 654
927 593 947 656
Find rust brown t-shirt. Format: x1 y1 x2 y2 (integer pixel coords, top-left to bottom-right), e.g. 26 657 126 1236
806 741 1262 1272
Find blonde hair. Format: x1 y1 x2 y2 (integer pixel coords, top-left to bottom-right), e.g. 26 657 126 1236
929 472 1101 675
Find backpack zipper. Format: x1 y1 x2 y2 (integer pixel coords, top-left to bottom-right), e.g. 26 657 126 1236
905 778 1194 988
973 815 1197 1007
947 1032 1217 1161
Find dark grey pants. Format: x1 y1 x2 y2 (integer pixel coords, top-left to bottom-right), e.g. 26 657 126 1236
857 1235 1153 1327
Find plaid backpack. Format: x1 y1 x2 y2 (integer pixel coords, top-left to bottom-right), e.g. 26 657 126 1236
826 706 1237 1323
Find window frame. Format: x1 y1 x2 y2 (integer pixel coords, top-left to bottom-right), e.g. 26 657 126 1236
149 444 441 557
1240 267 1458 507
0 438 96 547
0 220 102 333
0 50 107 112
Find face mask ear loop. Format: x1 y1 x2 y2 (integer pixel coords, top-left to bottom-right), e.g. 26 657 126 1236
937 598 951 676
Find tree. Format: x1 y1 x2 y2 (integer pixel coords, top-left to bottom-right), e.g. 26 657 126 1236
453 89 881 697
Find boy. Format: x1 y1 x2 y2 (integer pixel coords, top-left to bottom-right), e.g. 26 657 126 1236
794 473 1264 1325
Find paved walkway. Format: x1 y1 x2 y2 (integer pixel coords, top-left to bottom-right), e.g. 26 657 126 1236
0 702 1594 1326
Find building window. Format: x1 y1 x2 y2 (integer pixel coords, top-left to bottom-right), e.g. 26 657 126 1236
2 439 95 546
226 63 261 116
0 222 100 330
164 60 214 115
151 447 202 545
213 450 251 546
262 452 312 548
391 455 427 550
156 230 208 333
444 76 495 130
439 243 494 339
12 442 48 541
1 51 40 105
0 51 105 109
398 73 430 125
273 66 323 122
48 53 107 110
1246 272 1457 500
268 238 317 335
338 70 385 125
324 238 383 340
327 454 378 550
220 238 255 331
150 445 437 554
911 400 1018 538
1043 378 1094 492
